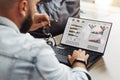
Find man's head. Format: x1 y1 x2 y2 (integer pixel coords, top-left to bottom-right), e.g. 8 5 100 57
0 0 40 33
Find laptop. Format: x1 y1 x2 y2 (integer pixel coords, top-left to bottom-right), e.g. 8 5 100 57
53 17 112 68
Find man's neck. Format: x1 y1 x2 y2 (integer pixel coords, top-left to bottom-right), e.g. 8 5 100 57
0 12 21 30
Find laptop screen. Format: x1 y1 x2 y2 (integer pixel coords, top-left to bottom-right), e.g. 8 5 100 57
61 17 112 53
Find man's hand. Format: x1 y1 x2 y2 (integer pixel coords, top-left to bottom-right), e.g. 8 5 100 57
30 13 50 31
68 49 89 69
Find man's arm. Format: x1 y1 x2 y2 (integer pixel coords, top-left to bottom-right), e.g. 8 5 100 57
35 42 92 80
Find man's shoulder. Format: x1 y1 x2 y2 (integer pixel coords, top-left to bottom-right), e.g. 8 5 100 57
22 33 47 45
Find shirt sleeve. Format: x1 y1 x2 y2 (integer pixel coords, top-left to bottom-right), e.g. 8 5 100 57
33 41 92 80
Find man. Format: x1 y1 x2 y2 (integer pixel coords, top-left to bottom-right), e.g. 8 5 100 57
0 0 92 80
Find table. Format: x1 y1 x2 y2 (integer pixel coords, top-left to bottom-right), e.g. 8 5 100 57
80 2 120 80
55 1 120 80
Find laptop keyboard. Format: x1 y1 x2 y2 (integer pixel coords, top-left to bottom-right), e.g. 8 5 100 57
52 45 102 68
53 46 76 56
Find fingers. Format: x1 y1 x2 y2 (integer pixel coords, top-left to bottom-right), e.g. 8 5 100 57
78 49 89 59
40 14 51 26
30 13 51 31
68 55 72 65
30 21 49 31
37 21 49 27
35 13 51 26
68 55 71 61
68 49 89 66
86 53 89 59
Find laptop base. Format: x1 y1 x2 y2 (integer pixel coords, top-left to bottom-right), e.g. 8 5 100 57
52 45 102 68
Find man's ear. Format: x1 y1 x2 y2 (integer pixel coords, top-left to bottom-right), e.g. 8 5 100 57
18 0 28 17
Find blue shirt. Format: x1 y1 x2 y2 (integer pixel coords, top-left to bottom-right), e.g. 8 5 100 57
0 16 92 80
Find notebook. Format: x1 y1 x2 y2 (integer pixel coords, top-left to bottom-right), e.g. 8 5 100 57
53 17 112 68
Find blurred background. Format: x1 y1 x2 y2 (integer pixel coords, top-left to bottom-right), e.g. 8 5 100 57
80 0 120 20
81 0 120 7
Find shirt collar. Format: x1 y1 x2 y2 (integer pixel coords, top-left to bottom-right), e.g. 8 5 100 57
0 16 20 33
